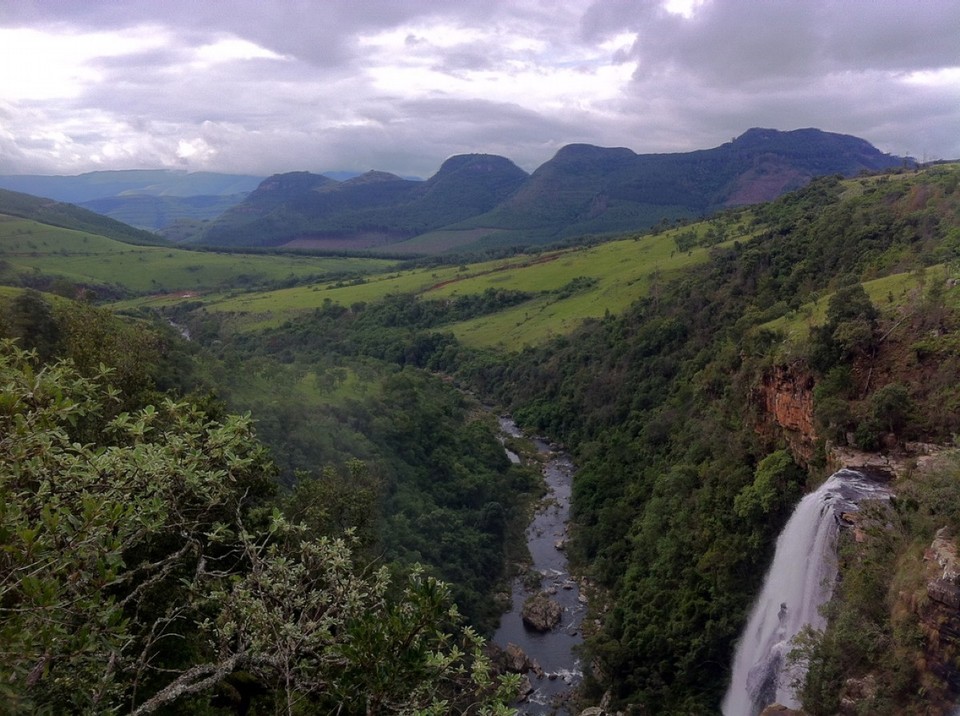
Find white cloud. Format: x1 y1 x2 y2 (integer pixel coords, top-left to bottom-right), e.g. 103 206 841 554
0 0 957 177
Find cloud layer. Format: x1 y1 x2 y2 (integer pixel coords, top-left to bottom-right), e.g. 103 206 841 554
1 0 957 177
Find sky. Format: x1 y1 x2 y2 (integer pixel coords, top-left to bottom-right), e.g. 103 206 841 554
1 0 958 178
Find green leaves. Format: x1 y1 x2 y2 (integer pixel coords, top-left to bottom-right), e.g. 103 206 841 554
0 341 515 715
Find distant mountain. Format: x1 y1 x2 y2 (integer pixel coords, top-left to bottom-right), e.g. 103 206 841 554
196 154 530 249
193 128 909 254
459 127 910 246
0 170 266 232
321 170 423 182
0 170 264 204
79 193 251 231
0 188 169 246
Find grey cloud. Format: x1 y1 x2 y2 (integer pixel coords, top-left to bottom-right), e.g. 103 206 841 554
2 0 958 176
617 0 960 88
431 48 498 74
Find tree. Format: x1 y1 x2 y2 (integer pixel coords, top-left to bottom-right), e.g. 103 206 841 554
869 382 913 436
4 288 60 361
808 283 879 371
734 450 805 520
0 341 516 714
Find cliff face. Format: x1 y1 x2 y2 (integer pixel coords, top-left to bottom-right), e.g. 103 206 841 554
910 528 960 712
754 362 817 462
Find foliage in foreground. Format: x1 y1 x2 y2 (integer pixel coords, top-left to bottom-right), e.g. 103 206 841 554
0 341 516 714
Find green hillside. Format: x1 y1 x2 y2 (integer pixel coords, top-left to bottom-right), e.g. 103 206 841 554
154 215 749 343
0 214 396 296
0 188 169 246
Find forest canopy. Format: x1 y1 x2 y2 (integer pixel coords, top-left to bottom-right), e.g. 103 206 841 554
0 339 516 714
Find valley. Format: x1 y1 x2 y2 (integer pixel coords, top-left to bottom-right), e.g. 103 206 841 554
2 153 960 715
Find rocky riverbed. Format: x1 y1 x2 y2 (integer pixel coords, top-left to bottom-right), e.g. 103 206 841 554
493 417 586 715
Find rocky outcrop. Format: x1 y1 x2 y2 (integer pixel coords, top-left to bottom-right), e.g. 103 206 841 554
925 528 960 617
486 642 543 677
754 362 817 462
827 442 946 480
522 592 563 632
759 705 805 716
518 675 534 701
910 527 960 709
839 674 878 713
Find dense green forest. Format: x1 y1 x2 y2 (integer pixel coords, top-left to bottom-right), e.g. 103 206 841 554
0 295 521 713
479 168 960 711
159 166 960 712
3 163 960 713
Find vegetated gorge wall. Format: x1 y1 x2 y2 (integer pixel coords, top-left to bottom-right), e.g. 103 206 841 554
752 361 960 714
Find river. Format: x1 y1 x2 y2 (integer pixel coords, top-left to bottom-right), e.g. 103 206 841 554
494 417 586 715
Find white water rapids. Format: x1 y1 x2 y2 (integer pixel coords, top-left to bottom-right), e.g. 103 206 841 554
722 469 890 715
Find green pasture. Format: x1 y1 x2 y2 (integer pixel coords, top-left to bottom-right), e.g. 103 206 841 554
0 215 396 294
200 253 539 321
196 222 744 348
442 231 723 348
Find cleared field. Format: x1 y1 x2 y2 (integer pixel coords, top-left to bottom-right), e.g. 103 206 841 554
442 234 719 347
199 254 536 324
0 215 396 294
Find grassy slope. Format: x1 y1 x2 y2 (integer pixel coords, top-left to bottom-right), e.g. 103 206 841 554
0 187 168 246
763 270 947 340
0 214 396 295
180 220 749 346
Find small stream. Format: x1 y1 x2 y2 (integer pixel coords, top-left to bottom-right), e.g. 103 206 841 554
494 417 585 714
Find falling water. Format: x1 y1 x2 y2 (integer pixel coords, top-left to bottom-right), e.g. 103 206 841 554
722 469 890 716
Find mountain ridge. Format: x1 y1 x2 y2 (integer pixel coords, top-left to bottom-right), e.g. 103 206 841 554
195 128 909 253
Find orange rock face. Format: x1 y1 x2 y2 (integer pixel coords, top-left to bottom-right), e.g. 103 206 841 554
754 363 817 462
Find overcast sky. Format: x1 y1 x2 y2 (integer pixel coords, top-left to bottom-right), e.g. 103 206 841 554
1 0 958 178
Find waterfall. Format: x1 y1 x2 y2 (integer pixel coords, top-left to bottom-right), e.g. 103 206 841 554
722 469 890 716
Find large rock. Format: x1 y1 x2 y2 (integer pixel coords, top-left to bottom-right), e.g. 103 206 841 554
522 592 563 632
503 643 530 673
759 706 805 716
517 675 534 701
753 362 817 462
926 527 960 611
930 527 960 582
486 642 543 677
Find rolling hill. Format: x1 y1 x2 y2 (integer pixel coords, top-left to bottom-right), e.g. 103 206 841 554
0 188 169 246
0 212 396 298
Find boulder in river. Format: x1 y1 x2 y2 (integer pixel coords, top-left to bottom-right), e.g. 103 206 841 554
522 592 563 632
517 675 534 701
